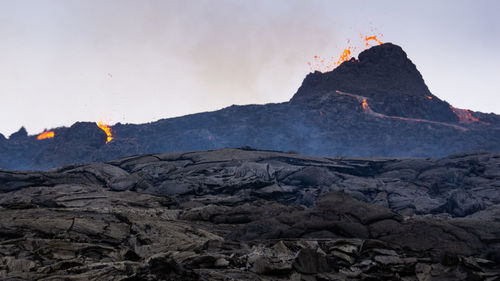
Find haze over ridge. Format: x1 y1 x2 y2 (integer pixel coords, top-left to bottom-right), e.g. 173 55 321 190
0 0 498 136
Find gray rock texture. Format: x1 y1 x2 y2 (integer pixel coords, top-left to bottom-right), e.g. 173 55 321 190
1 148 499 280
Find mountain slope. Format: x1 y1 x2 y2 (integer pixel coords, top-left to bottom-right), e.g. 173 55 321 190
1 43 500 170
291 43 457 122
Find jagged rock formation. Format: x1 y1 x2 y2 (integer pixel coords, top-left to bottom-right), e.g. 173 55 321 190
2 43 500 170
8 127 28 141
1 148 499 280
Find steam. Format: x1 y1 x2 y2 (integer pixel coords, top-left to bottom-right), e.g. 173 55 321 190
0 0 340 136
157 1 340 104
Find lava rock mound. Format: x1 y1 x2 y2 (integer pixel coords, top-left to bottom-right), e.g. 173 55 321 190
291 43 458 123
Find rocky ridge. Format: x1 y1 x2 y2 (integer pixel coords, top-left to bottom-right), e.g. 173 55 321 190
2 43 500 170
1 148 499 280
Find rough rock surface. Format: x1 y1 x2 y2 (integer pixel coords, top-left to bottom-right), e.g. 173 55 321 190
1 148 499 280
2 43 500 170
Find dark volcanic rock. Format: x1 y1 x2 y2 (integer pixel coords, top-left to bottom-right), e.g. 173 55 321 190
0 148 499 280
2 43 500 171
62 121 108 148
8 126 28 141
291 43 458 123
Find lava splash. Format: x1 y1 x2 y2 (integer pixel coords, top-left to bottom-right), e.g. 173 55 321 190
97 121 113 143
308 33 384 73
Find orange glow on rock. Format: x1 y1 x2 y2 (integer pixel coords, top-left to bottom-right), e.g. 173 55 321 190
335 90 469 131
361 98 370 112
97 121 113 143
449 106 489 125
37 131 54 140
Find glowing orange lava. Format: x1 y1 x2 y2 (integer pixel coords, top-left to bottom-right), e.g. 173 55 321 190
449 106 489 125
37 131 54 140
97 121 113 143
361 98 370 111
308 33 384 73
364 35 383 46
335 90 468 131
336 47 352 65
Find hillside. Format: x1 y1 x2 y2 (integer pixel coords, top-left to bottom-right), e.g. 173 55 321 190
1 43 500 170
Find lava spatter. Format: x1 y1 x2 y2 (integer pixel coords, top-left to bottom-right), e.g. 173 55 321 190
97 121 113 143
308 32 384 73
37 131 54 140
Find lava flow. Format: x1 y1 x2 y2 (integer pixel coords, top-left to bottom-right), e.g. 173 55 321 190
37 131 55 140
449 106 490 125
97 121 113 143
335 90 468 131
361 98 370 112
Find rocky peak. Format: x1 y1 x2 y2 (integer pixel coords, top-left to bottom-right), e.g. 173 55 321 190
291 43 458 123
357 42 416 70
61 122 108 148
9 126 28 141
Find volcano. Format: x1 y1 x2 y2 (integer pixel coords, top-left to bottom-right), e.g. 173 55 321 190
2 43 500 170
293 43 459 123
2 43 500 281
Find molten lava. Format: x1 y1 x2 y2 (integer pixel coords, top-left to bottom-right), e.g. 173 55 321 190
308 33 384 73
335 90 468 131
364 35 383 46
361 98 370 111
97 121 113 143
449 106 489 125
336 47 352 66
37 131 54 140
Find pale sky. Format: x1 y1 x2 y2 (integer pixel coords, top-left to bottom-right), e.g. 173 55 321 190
0 0 498 136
